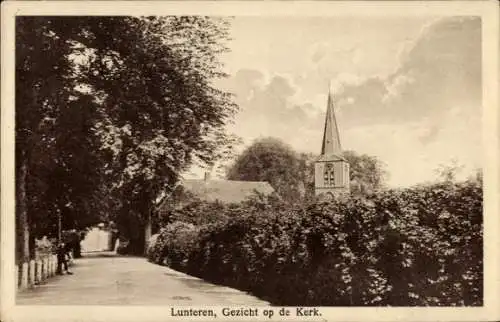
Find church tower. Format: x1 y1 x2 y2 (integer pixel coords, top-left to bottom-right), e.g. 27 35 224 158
314 88 350 198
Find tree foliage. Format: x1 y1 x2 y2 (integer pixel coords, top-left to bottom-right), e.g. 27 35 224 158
226 137 306 202
225 137 387 202
343 150 387 195
16 16 237 259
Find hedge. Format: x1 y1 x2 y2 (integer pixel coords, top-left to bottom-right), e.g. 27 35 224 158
147 178 482 306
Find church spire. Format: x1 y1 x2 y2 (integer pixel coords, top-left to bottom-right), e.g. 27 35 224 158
314 82 350 198
320 86 342 156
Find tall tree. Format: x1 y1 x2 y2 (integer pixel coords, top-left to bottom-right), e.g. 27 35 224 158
16 17 78 261
16 16 238 259
226 137 306 202
343 150 388 196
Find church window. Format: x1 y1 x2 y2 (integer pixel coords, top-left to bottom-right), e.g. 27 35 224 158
324 163 335 186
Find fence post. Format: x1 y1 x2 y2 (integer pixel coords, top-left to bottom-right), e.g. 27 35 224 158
29 260 35 286
52 255 56 275
47 257 51 277
17 254 66 292
52 255 57 275
21 262 29 289
43 257 49 280
46 257 51 278
15 265 19 291
36 260 42 284
41 258 46 280
52 254 58 274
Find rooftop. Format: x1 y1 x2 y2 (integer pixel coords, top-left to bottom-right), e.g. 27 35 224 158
179 179 275 204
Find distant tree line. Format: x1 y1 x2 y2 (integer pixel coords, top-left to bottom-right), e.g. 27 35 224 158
226 137 388 202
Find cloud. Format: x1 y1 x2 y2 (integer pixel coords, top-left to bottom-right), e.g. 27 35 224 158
220 17 482 187
382 74 415 103
335 17 482 185
417 124 441 145
329 73 366 95
337 17 481 129
223 70 325 153
344 108 481 187
310 42 329 64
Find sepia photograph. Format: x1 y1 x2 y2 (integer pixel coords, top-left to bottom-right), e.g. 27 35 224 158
1 1 499 321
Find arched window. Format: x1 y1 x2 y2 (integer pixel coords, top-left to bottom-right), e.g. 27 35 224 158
324 163 335 186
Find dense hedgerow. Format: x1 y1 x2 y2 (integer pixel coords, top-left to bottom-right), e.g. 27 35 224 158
146 221 200 268
147 178 482 306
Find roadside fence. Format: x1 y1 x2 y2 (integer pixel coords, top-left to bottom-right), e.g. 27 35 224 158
15 254 73 291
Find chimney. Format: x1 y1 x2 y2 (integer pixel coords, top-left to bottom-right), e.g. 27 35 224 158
204 171 211 182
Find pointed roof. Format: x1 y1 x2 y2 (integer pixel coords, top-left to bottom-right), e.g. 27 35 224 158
319 88 346 162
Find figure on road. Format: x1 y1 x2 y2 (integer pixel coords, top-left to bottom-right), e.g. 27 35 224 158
56 242 73 275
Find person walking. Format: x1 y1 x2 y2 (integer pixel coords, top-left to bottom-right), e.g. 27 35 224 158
56 242 73 275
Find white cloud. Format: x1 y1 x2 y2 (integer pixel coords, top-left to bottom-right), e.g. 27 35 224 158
329 73 366 95
211 17 482 187
382 73 415 102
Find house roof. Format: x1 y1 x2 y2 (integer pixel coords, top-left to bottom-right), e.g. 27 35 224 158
178 179 275 204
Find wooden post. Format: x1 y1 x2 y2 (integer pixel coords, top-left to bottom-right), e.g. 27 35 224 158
36 260 42 284
40 259 45 280
21 262 29 289
15 265 19 291
29 260 35 286
42 257 48 280
52 254 58 274
48 256 53 277
50 256 54 276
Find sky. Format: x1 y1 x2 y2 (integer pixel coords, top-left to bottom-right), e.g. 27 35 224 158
190 16 482 188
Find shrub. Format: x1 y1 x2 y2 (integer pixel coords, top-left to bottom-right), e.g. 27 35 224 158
153 177 482 306
147 221 200 270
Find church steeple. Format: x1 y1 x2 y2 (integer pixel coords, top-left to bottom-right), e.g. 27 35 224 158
320 89 342 156
314 84 350 198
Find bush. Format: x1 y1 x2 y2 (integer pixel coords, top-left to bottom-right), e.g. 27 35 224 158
147 221 200 270
152 177 482 306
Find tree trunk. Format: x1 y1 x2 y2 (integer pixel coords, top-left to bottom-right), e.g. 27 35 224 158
144 208 152 255
144 189 153 255
16 157 30 262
